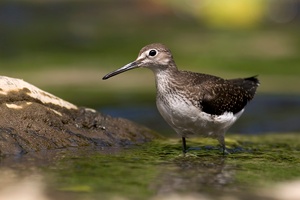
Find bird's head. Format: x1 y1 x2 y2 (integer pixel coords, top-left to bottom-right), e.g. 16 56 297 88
102 43 176 80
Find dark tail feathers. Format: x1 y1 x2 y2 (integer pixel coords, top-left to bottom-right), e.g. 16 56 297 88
244 75 260 86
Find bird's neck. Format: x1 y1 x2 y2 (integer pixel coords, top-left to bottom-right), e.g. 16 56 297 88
151 66 181 96
150 61 178 78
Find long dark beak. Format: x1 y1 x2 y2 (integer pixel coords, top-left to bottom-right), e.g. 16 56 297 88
102 61 140 80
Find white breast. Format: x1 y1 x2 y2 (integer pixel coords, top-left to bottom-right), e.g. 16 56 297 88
156 92 244 139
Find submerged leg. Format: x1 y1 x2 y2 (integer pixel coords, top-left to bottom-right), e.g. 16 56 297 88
182 137 187 154
221 143 227 155
218 135 229 155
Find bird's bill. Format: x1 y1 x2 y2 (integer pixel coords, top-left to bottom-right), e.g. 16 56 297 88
102 61 140 80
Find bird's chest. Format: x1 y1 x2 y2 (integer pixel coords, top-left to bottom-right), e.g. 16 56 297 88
156 92 201 129
155 77 200 128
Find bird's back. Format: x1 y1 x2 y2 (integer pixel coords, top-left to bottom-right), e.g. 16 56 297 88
170 70 259 116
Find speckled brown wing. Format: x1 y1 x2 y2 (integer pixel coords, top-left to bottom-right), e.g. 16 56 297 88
200 76 259 115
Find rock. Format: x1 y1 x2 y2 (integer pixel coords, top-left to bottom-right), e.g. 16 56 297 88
0 76 159 156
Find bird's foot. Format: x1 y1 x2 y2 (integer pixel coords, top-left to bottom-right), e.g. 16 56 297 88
219 144 230 155
222 148 230 155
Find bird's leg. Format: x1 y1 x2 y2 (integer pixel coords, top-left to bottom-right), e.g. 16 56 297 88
182 137 187 154
221 143 228 155
218 136 229 155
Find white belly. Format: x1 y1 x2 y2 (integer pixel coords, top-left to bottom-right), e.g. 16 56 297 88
156 95 244 139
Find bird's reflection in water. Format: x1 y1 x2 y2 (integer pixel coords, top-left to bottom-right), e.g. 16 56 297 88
153 156 236 195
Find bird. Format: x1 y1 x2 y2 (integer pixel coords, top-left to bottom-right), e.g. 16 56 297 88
102 43 259 154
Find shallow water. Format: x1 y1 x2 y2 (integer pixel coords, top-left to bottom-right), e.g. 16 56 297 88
100 94 300 135
0 135 299 200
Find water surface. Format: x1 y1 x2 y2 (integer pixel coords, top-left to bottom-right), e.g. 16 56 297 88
0 134 299 200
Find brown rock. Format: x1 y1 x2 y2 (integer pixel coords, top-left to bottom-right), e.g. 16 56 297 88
0 76 159 156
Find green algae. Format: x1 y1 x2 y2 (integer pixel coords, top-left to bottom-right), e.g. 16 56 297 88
227 134 300 188
44 133 300 199
46 148 161 199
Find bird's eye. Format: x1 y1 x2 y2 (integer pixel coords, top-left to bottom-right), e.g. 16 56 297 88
149 50 157 57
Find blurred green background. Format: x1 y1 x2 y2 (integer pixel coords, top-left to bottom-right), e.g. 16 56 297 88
0 0 299 108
